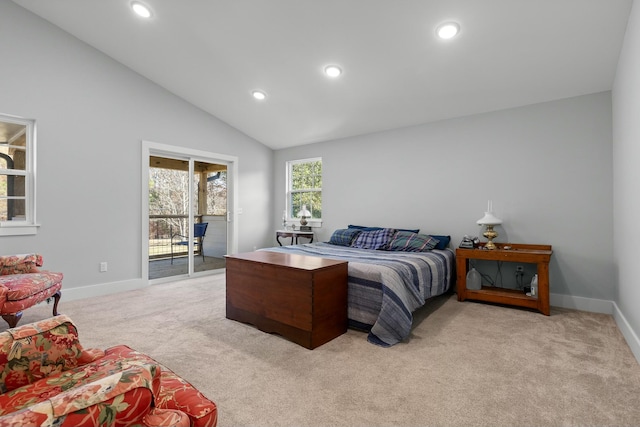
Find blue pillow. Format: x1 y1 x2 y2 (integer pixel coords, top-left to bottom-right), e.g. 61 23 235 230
328 229 362 246
383 231 439 252
348 224 420 233
351 228 397 250
429 235 451 250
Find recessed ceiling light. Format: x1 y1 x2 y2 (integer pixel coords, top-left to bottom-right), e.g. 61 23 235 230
252 90 267 100
436 22 460 40
324 65 342 78
131 1 152 18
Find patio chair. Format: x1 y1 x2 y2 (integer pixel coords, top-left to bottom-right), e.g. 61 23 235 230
171 222 208 264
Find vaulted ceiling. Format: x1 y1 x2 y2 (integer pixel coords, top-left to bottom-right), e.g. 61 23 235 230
12 0 633 149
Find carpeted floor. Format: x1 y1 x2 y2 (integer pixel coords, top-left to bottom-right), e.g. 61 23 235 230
11 274 640 427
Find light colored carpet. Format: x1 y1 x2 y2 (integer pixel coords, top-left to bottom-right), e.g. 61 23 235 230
12 274 640 427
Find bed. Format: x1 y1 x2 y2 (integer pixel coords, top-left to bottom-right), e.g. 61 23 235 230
261 227 455 347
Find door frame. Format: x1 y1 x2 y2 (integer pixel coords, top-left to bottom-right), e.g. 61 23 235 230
141 140 238 283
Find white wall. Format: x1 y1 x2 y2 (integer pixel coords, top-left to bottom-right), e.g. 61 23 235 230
0 2 273 293
612 0 640 355
274 92 614 302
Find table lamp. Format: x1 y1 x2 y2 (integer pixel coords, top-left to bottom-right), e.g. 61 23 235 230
297 205 311 231
476 200 502 250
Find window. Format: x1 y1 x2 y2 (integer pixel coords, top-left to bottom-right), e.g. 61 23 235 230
0 114 37 236
286 157 322 223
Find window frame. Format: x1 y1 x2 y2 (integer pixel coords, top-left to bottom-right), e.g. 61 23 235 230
0 113 38 236
285 157 322 227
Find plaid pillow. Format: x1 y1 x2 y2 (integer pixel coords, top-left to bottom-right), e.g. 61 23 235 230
383 231 439 252
351 228 397 250
348 225 420 233
328 229 362 246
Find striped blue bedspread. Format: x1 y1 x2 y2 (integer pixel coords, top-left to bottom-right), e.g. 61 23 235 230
261 243 455 347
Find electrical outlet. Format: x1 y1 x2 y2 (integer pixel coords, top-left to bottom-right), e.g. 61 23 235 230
100 262 108 272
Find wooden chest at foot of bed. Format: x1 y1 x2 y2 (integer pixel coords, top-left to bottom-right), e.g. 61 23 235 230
225 251 348 349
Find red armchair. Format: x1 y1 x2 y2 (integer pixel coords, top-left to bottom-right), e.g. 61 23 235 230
0 254 62 328
0 315 217 426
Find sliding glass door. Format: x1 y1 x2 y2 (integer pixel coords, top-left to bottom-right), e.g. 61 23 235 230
142 142 238 282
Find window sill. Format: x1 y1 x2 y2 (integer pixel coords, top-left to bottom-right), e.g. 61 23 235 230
0 223 40 236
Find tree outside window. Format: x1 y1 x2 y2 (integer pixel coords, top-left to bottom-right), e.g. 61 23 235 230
287 158 322 220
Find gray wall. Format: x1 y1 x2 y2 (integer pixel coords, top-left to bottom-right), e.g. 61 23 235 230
613 0 640 350
274 92 614 301
0 2 273 291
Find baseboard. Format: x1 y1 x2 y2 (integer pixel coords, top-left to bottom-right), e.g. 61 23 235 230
59 278 146 302
550 292 613 314
612 302 640 364
44 269 223 304
550 293 640 364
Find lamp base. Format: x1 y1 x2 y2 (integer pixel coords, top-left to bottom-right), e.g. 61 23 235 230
482 225 498 250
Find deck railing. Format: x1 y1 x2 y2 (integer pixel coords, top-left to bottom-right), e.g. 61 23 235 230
148 214 203 259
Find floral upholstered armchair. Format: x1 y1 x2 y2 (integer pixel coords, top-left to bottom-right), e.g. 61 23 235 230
0 315 217 427
0 254 62 328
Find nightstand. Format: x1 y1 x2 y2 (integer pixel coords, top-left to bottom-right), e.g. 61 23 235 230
276 229 314 246
456 243 553 315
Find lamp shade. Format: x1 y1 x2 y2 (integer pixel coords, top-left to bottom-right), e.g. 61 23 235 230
297 205 311 217
476 212 502 225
